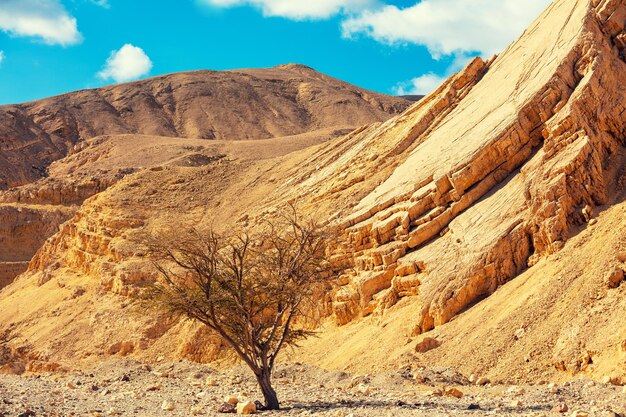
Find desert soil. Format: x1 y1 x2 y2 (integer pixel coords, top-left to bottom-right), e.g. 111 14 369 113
0 360 624 417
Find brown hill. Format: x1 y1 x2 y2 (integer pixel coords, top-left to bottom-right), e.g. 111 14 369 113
0 64 409 189
0 0 624 387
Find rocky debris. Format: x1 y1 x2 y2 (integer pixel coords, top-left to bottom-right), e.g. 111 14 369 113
0 360 623 417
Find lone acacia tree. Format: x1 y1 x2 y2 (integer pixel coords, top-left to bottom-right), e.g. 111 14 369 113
143 207 332 410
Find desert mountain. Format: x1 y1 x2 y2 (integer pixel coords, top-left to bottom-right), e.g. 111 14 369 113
0 0 624 387
0 63 409 189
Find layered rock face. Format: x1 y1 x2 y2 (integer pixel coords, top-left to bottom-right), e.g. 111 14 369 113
0 204 74 289
320 0 626 331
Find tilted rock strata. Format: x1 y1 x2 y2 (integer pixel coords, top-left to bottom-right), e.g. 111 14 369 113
326 0 626 330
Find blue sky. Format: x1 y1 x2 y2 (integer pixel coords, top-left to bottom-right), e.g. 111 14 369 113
0 0 551 105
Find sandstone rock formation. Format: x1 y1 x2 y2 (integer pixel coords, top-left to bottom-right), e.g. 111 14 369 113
0 0 624 385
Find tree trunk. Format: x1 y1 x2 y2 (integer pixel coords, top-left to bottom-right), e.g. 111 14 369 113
257 370 279 410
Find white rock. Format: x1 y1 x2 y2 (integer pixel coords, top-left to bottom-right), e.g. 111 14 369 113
190 406 204 415
161 400 175 411
357 383 371 395
476 376 490 386
236 401 256 414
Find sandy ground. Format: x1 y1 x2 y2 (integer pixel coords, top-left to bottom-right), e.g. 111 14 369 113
0 359 624 416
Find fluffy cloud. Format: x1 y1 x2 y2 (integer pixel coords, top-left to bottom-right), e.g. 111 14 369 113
202 0 378 20
342 0 551 58
0 51 5 66
0 0 82 46
393 73 445 95
97 44 153 83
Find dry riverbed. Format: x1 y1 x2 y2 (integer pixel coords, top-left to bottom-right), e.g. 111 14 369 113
0 360 624 416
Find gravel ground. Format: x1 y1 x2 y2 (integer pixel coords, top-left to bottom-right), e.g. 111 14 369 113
0 360 625 416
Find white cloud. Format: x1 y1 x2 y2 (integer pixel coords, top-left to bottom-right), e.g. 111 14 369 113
0 51 4 66
90 0 110 8
97 44 153 83
202 0 378 20
0 0 82 46
393 53 475 95
342 0 551 58
393 73 445 95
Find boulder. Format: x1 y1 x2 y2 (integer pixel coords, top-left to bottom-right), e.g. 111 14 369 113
415 337 441 353
445 387 463 398
161 400 175 411
606 267 624 288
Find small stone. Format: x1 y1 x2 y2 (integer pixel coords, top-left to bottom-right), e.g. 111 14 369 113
107 407 122 416
570 411 589 417
224 395 239 405
445 388 463 398
468 374 477 384
476 376 490 386
190 406 204 415
357 383 371 395
511 400 523 407
217 403 237 414
66 382 76 389
551 403 569 413
146 383 162 391
548 382 559 394
588 218 597 226
426 388 443 397
236 401 256 414
206 377 218 386
508 386 525 396
607 267 625 288
161 400 175 411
